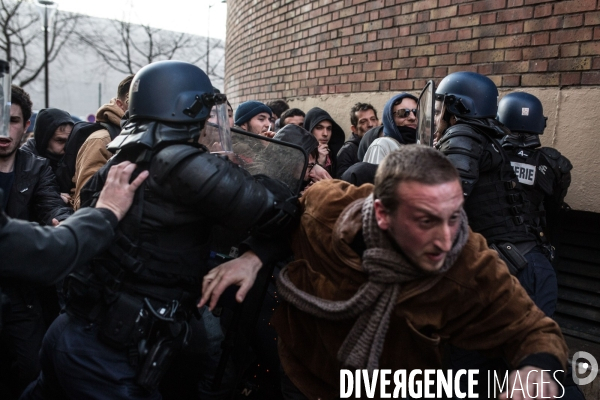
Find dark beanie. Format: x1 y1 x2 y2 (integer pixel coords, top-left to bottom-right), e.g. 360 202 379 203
234 101 272 126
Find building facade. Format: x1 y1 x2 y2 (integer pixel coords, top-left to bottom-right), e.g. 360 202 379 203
225 0 600 214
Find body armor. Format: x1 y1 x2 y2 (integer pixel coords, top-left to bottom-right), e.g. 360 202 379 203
75 121 293 306
438 119 540 245
502 137 572 230
64 121 298 392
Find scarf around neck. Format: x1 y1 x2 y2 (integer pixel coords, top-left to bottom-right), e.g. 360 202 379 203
277 193 470 371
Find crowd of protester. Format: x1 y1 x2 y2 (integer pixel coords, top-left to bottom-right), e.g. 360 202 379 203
0 64 582 400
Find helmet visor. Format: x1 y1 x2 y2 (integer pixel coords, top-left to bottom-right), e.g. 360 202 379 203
199 102 232 153
0 63 10 138
416 80 435 147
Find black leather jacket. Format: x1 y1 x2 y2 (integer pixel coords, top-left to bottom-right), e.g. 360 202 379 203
0 206 117 285
336 133 361 178
4 149 73 225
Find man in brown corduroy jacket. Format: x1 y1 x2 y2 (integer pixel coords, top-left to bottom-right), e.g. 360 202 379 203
71 74 133 210
202 146 569 400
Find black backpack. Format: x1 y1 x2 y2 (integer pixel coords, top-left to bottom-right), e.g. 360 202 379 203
55 121 121 193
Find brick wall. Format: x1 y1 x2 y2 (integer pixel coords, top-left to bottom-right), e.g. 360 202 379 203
225 0 600 214
225 0 600 104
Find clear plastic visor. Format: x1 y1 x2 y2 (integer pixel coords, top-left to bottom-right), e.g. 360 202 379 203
416 80 435 147
0 68 10 138
198 102 232 153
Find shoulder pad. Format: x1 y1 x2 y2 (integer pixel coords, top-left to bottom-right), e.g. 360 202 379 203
152 145 204 185
539 147 573 174
442 124 484 141
539 147 560 160
438 125 484 159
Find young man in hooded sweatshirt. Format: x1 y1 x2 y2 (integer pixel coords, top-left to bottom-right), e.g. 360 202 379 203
21 108 74 204
303 107 345 178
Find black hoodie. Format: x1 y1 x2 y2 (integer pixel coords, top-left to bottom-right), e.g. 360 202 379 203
22 108 73 172
303 107 345 177
336 133 361 179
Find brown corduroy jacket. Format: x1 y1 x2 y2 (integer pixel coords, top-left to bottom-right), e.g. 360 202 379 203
71 99 124 210
272 179 568 400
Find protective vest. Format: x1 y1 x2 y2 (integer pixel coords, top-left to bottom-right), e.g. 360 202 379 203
438 122 538 245
74 121 295 308
502 140 572 231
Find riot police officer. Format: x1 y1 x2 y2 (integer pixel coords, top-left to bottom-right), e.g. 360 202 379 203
433 72 556 396
21 61 299 400
498 91 572 316
435 72 539 254
498 91 585 400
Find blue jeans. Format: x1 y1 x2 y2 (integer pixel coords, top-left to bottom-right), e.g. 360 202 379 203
517 247 558 317
20 313 160 400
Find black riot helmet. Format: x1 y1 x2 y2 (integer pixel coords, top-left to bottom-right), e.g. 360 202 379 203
435 71 498 119
497 92 547 135
129 60 226 124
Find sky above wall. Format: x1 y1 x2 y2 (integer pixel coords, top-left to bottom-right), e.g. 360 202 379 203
57 0 228 40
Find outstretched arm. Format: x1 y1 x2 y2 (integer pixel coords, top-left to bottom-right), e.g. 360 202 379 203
0 162 147 285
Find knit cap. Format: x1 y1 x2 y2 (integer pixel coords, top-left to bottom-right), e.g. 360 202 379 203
234 101 272 126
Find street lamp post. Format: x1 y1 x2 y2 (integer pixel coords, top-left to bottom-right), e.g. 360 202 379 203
207 4 211 75
207 1 226 76
36 0 57 108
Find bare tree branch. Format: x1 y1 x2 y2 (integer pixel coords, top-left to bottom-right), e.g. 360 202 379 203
76 17 224 82
0 0 80 87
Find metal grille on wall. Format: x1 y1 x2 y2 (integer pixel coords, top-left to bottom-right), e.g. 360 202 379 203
553 210 600 343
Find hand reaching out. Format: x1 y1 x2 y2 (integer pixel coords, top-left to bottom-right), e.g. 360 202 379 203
96 161 149 221
198 250 263 311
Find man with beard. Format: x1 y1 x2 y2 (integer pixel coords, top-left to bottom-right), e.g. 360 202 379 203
234 100 276 138
21 108 74 204
336 103 379 178
0 86 71 223
356 93 418 162
0 85 72 398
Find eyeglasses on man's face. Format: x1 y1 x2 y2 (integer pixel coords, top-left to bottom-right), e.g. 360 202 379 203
394 109 418 118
